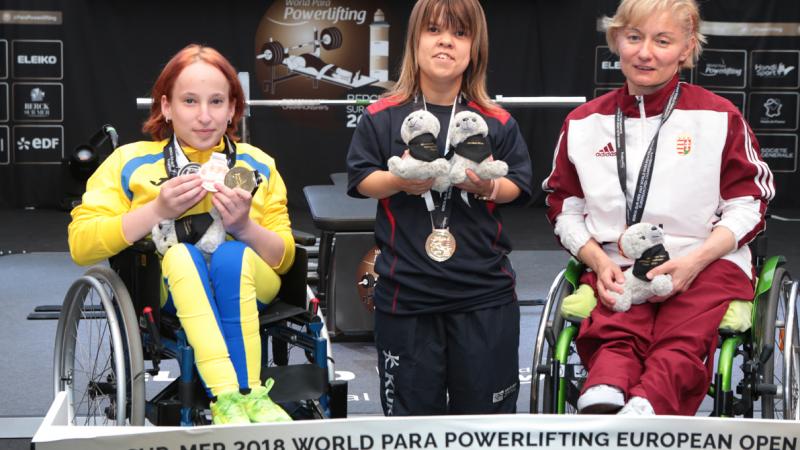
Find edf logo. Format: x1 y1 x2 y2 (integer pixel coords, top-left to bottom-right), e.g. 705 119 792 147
16 136 60 150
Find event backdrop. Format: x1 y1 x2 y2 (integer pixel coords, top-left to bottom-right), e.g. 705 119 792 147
0 0 798 209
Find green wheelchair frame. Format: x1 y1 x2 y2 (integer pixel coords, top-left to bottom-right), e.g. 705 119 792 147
530 238 799 419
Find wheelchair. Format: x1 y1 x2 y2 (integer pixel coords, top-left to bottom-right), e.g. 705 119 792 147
52 234 347 426
530 234 799 419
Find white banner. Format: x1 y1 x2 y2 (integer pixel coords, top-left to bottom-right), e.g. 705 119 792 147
33 392 800 450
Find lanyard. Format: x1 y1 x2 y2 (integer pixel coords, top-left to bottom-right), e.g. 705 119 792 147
615 84 681 226
162 135 236 179
420 94 459 227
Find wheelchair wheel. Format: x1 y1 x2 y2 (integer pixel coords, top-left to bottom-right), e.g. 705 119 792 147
759 268 799 419
53 266 145 425
531 268 574 413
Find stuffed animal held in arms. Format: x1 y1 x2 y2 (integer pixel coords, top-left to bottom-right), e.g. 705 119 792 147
151 207 227 256
447 110 508 185
387 110 451 192
610 222 674 312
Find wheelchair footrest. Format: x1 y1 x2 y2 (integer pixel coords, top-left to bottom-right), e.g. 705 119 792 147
262 364 328 404
260 302 308 325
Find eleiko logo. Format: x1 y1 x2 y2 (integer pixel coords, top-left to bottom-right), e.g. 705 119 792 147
16 54 57 65
601 60 621 70
595 142 616 157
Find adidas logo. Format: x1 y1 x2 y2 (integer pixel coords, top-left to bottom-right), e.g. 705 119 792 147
595 142 616 157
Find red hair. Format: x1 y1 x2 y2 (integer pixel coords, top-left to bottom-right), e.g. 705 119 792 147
142 44 245 141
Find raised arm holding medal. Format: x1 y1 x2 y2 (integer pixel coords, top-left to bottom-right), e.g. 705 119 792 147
346 0 532 416
68 44 294 425
543 0 774 416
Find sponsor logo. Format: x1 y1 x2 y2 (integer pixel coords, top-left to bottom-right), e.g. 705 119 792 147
16 135 59 150
382 350 400 416
595 142 616 157
701 60 743 77
13 82 62 121
676 135 692 155
601 60 621 70
764 98 783 118
11 40 63 79
492 381 518 404
761 146 794 159
16 54 57 65
29 86 44 101
755 63 796 78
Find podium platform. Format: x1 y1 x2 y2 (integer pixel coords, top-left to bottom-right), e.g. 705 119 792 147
33 391 800 450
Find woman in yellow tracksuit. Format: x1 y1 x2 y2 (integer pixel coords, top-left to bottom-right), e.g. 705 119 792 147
68 44 293 424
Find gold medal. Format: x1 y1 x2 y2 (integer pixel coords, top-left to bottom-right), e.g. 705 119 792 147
425 229 456 262
224 166 258 193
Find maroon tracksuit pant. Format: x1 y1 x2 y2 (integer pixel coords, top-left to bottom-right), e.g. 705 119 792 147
576 259 754 415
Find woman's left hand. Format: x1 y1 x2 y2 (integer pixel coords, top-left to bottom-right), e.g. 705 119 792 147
212 182 254 238
454 169 493 197
645 254 706 302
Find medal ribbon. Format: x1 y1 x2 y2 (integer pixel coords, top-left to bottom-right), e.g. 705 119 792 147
420 93 459 227
615 84 681 226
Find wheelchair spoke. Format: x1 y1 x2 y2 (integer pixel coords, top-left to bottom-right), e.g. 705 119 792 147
67 285 119 425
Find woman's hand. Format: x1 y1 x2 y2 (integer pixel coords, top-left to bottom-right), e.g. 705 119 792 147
454 168 493 197
645 226 736 302
393 176 435 195
595 258 626 309
645 254 705 302
577 239 625 309
212 182 254 238
154 174 205 220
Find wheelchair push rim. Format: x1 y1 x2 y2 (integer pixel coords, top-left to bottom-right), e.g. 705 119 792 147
53 266 145 425
759 268 799 420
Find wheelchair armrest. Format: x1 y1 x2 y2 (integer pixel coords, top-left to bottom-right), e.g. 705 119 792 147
292 229 317 246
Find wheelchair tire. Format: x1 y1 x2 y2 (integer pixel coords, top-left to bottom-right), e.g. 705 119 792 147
53 266 145 425
759 268 799 419
530 268 570 413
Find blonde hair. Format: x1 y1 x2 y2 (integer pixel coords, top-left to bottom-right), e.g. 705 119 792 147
386 0 498 112
605 0 706 69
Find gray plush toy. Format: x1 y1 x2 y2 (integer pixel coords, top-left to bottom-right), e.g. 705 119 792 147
387 110 451 192
447 111 508 185
610 222 674 312
151 207 227 256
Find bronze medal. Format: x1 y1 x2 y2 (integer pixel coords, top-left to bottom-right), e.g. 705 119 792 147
425 229 456 262
224 166 258 193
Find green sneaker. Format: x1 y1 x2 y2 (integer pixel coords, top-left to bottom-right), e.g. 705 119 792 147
242 378 293 423
210 391 250 425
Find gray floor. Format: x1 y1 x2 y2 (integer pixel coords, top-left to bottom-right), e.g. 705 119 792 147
0 205 797 444
0 251 559 419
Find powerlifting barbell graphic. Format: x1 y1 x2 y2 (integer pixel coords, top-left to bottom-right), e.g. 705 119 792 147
256 27 377 94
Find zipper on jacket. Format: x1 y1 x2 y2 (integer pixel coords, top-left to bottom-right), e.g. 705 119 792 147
637 95 646 150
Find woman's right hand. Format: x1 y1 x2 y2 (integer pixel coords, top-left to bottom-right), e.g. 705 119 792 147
392 174 435 196
595 259 625 309
578 239 625 309
153 174 206 220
